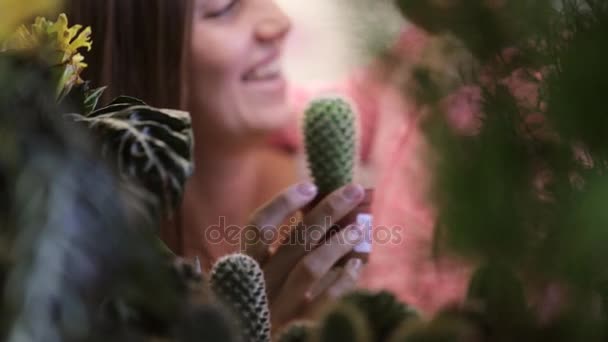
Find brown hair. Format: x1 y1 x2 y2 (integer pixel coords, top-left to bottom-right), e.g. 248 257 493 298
66 0 197 255
65 0 192 109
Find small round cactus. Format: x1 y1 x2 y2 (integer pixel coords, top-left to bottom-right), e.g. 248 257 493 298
388 316 481 342
303 97 357 196
275 321 316 342
314 303 371 342
340 290 420 342
209 253 271 342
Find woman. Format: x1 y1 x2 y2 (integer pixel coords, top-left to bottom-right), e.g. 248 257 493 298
66 0 367 328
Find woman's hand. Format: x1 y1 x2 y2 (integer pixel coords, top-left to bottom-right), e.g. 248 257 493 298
242 182 367 328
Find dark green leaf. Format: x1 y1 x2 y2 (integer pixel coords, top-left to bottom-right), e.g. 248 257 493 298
69 104 194 215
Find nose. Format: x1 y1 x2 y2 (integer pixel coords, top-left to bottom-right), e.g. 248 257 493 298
254 1 292 44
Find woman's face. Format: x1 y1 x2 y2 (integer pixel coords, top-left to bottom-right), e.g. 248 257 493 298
190 0 292 138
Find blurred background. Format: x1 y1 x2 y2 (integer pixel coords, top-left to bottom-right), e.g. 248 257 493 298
278 0 403 86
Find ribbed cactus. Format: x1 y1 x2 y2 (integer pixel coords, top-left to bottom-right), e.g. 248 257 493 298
209 253 270 342
275 321 316 342
304 97 356 195
314 303 371 342
340 290 420 342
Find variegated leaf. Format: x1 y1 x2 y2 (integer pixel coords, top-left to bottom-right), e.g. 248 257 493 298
69 97 194 214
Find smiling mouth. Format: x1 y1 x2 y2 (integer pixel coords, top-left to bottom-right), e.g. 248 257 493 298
243 57 283 82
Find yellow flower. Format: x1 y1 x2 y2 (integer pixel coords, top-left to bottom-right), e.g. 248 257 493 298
0 0 61 40
3 13 92 98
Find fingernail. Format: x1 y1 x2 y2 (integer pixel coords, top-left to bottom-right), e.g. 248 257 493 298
297 182 317 197
342 184 364 202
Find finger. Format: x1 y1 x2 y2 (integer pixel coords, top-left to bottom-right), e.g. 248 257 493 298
242 182 318 263
307 267 342 300
302 183 365 247
285 223 364 299
297 259 364 321
308 258 363 303
263 183 364 299
268 224 363 322
263 184 365 281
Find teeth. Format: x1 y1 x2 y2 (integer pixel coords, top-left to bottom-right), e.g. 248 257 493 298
246 60 281 81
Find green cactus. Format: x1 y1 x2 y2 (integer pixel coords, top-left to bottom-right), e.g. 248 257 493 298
388 316 481 342
314 303 371 342
209 253 270 342
275 321 315 342
340 290 420 342
303 97 356 196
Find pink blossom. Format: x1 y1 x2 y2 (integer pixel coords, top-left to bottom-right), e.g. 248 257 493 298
441 85 483 135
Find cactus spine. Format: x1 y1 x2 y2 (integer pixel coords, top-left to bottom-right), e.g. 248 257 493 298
304 97 356 195
209 253 270 342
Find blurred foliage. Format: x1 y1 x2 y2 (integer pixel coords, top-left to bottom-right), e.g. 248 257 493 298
0 0 61 39
275 321 316 342
340 290 420 342
315 303 372 342
395 0 553 61
416 0 608 286
3 13 91 99
0 53 185 341
391 0 608 340
0 12 203 341
388 315 482 342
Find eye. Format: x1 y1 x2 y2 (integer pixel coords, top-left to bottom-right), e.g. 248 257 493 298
203 0 239 18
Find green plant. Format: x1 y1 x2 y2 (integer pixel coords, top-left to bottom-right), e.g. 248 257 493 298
466 262 529 329
209 253 271 342
68 95 194 216
314 303 371 342
0 53 184 342
3 13 93 99
388 316 481 342
0 13 202 341
396 0 608 340
313 303 372 342
340 290 420 342
275 321 316 342
303 97 357 196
